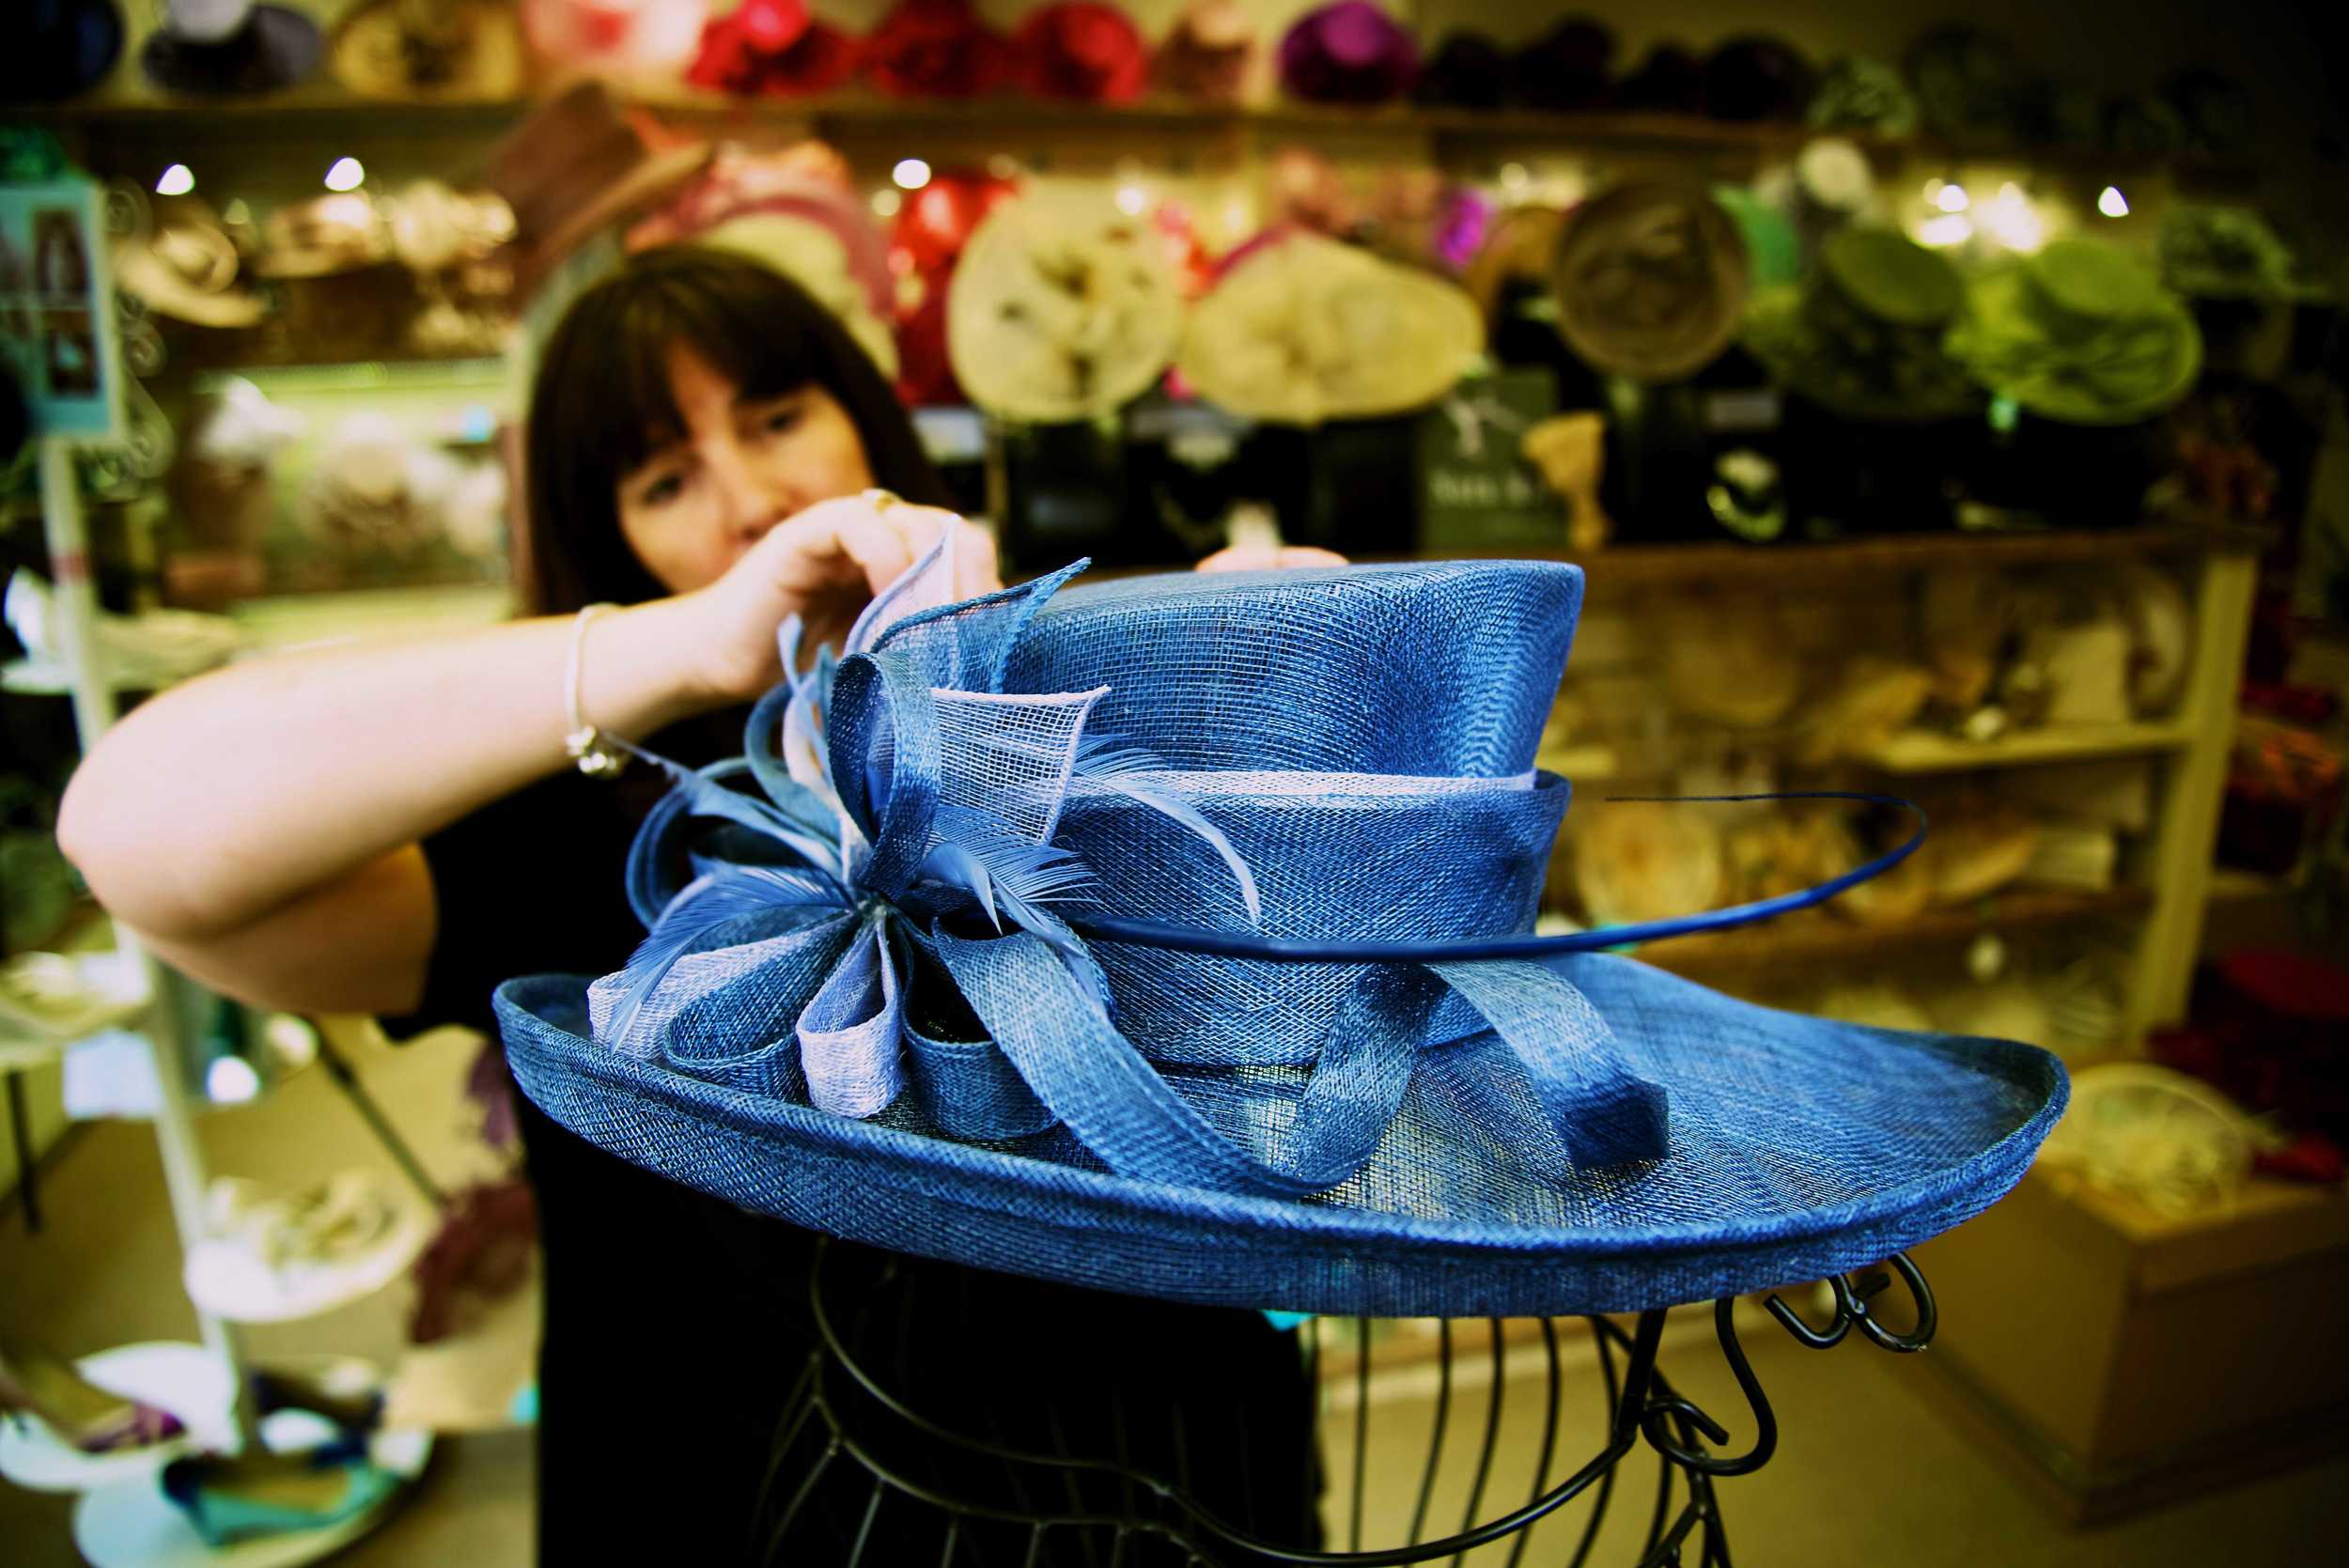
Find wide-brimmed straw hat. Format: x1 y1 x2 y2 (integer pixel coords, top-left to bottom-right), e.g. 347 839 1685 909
497 540 2064 1317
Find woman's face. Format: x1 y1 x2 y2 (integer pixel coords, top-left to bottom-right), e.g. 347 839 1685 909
614 341 878 595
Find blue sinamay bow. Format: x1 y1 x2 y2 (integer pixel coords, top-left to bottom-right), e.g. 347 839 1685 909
589 533 1685 1196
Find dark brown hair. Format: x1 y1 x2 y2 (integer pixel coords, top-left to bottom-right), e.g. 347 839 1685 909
520 246 954 615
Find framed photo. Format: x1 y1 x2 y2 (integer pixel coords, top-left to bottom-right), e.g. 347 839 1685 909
0 179 125 442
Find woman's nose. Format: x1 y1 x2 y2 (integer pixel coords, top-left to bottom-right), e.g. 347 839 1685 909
708 442 785 538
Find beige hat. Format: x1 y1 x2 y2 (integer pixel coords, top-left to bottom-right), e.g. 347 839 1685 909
1548 182 1749 383
114 200 266 329
945 195 1182 424
1177 229 1483 426
330 0 525 101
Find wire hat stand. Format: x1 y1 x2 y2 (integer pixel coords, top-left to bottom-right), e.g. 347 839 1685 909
749 1241 1938 1567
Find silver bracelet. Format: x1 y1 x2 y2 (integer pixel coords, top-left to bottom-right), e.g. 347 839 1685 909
563 602 630 778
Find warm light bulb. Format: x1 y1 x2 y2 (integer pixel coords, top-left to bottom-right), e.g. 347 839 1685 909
1934 182 1970 213
206 1056 261 1104
155 163 194 196
323 157 365 192
892 159 932 191
1114 183 1148 216
1915 213 1975 248
1983 183 2045 253
2098 185 2130 218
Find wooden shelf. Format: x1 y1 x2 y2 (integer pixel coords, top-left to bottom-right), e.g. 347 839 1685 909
1632 884 2155 979
1857 721 2196 773
20 82 2260 183
1413 521 2273 590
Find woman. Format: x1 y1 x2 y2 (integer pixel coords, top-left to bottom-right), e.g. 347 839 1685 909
61 248 1322 1561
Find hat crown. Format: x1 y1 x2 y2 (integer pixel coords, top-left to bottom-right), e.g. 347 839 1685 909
1004 560 1582 777
2026 237 2161 328
1819 226 1960 327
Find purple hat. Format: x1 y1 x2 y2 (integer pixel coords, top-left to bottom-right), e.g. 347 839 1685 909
1278 1 1417 105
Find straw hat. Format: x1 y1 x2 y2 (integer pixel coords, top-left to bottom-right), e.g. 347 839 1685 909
483 80 713 302
114 199 266 329
945 195 1181 423
1178 228 1482 425
330 0 525 101
1548 182 1749 383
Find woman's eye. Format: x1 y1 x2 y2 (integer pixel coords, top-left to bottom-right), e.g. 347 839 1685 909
637 472 684 507
759 405 802 437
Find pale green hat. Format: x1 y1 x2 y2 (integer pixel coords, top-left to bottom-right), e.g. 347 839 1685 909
1947 237 2202 427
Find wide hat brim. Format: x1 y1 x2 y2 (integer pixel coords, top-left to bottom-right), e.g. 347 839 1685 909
510 142 713 302
499 953 2062 1317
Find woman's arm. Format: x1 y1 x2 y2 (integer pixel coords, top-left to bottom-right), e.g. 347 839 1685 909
57 498 992 1010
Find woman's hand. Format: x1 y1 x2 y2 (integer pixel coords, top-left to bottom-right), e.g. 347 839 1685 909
1193 544 1349 572
682 493 1002 703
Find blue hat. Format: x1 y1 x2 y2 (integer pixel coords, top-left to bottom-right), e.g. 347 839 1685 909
497 543 2063 1316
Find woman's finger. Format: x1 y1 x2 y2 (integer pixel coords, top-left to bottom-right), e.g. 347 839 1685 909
1193 543 1350 573
952 520 1003 598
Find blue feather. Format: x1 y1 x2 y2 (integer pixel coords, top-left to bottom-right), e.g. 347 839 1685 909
1067 734 1263 925
919 801 1097 929
605 865 847 1047
623 741 847 890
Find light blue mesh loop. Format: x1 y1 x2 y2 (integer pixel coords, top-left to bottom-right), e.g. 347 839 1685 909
606 909 855 1098
794 914 909 1118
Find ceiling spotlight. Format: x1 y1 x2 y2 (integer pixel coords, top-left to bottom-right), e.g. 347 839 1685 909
155 163 194 196
323 157 365 192
893 159 932 191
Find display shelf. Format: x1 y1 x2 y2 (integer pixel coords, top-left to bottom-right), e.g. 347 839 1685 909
182 1192 436 1327
1426 522 2274 589
23 84 2263 183
1856 720 2197 773
1632 884 2155 979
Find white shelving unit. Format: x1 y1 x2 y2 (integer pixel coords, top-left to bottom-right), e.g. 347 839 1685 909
7 434 432 1561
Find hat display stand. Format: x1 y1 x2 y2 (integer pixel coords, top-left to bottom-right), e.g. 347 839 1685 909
750 1235 1940 1564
